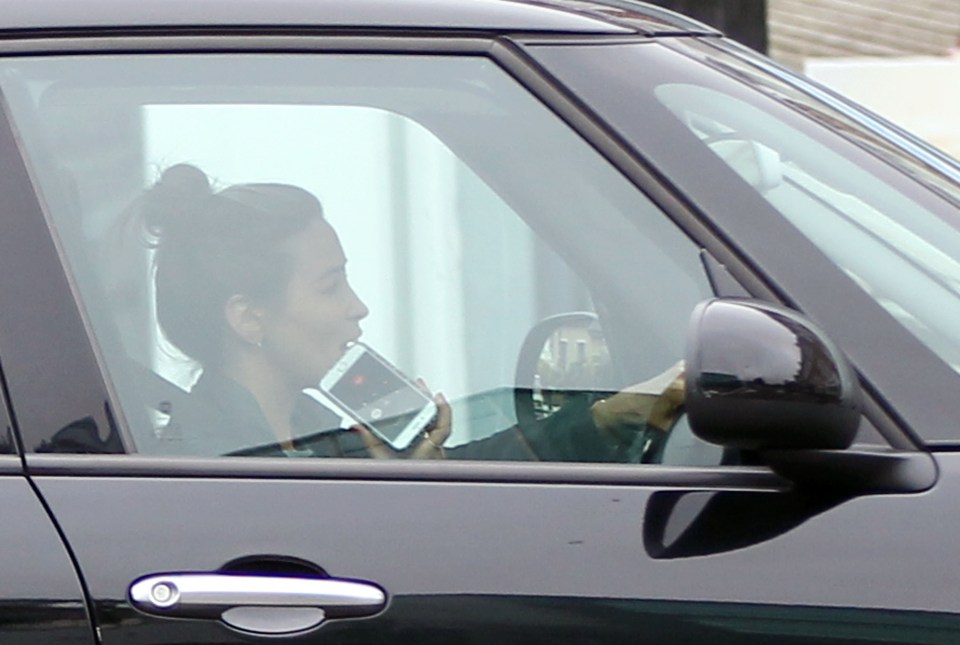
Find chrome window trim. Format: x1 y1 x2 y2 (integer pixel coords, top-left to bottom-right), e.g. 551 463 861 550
25 453 788 488
0 455 23 474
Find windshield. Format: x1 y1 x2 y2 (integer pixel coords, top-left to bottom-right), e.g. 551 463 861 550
655 79 960 372
531 39 960 375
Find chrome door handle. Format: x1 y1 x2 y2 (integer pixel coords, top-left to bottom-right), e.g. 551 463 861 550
129 572 387 636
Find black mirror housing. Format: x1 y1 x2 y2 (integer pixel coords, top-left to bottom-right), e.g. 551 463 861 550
685 299 861 451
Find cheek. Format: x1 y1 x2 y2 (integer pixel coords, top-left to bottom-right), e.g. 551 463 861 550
291 299 342 349
273 289 348 350
270 312 340 382
311 298 343 334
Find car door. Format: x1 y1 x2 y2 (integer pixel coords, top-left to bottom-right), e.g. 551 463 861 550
3 32 960 645
0 424 92 642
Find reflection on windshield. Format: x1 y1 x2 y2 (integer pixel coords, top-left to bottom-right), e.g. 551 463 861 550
658 81 960 374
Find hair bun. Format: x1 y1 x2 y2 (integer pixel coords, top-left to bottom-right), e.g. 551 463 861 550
144 164 213 239
157 163 212 197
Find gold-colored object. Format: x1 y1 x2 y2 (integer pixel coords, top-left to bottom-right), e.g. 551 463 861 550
424 431 444 450
590 361 685 433
422 430 446 459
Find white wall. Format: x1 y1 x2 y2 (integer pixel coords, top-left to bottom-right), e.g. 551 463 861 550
805 54 960 160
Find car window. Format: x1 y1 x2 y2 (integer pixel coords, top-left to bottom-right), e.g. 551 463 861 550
655 81 960 374
0 52 719 465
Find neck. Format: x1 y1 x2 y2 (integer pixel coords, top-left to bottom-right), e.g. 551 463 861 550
221 350 300 448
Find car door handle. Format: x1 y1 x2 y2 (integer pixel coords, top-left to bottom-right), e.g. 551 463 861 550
129 572 387 636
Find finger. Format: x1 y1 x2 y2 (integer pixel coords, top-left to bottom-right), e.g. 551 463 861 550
415 377 433 396
353 424 394 460
647 388 685 432
410 436 442 460
432 392 452 442
410 393 452 460
664 374 686 405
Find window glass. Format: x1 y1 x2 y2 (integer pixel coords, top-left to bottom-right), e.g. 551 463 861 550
1 53 716 464
654 73 960 373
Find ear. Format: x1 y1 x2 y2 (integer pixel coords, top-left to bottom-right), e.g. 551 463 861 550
224 294 265 346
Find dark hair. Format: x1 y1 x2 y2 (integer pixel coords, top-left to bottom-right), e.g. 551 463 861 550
141 164 324 367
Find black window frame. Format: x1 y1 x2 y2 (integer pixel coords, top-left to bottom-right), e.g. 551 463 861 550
0 30 921 485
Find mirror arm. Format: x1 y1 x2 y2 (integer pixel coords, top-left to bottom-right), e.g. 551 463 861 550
759 448 938 495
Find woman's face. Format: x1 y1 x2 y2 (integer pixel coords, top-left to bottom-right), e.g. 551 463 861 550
259 219 369 386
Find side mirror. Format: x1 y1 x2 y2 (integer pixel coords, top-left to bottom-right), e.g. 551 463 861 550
684 298 935 495
685 298 860 451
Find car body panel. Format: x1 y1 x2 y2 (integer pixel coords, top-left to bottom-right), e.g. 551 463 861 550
0 1 957 643
30 453 960 642
0 470 93 643
0 0 713 36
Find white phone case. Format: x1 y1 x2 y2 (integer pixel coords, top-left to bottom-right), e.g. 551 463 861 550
320 343 436 450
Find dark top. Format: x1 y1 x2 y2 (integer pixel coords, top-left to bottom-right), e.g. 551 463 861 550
157 371 659 462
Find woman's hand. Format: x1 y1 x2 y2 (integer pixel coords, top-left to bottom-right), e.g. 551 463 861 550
591 361 685 434
410 392 451 460
645 371 686 432
354 379 452 460
353 424 395 460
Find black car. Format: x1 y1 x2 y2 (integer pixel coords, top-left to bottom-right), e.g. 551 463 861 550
3 0 960 642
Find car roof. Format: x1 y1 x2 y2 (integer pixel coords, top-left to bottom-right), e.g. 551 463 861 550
0 0 719 38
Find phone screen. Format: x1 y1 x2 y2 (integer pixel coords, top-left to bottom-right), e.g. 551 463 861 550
328 352 431 443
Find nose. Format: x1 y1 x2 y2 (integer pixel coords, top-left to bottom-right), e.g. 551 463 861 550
347 284 369 321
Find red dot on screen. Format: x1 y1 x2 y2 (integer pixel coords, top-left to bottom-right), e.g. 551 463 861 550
353 374 366 386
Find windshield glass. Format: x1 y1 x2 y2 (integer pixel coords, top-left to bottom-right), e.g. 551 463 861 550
532 40 960 376
655 79 960 372
657 42 960 375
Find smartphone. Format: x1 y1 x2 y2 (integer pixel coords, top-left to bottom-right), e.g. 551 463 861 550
319 343 437 451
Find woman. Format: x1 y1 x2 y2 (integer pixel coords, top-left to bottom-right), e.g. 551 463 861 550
142 164 681 461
